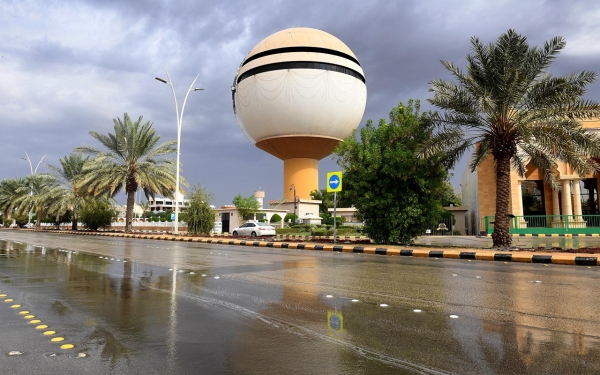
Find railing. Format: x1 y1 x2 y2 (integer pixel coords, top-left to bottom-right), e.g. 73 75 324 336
484 215 600 235
422 217 467 236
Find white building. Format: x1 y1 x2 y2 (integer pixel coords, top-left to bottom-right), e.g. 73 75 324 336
213 189 325 234
148 192 188 212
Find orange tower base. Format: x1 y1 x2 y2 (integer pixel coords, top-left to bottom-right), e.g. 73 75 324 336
284 158 318 200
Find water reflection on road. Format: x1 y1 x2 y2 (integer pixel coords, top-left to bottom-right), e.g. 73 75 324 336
1 231 600 374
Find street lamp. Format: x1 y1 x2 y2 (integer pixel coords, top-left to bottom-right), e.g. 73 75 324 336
289 184 297 225
22 152 46 226
155 67 204 235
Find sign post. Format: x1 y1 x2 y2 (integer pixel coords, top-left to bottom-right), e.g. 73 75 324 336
327 172 343 244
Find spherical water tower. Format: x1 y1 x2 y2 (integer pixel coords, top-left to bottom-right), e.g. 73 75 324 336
232 27 367 200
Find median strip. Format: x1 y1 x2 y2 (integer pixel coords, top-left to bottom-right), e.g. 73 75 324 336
23 229 600 267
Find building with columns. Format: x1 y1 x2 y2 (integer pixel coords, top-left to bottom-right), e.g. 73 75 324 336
461 119 600 235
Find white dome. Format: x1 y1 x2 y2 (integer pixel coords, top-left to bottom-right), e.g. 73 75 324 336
233 28 367 150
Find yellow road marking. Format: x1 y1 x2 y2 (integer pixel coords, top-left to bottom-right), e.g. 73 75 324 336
5 299 14 302
43 331 56 336
10 304 21 308
29 319 41 324
60 344 74 350
19 311 29 315
36 325 48 330
24 315 35 319
51 337 64 342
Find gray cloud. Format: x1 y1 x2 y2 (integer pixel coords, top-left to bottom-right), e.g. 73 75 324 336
1 0 599 206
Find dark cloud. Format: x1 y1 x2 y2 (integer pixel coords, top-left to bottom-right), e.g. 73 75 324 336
1 0 599 205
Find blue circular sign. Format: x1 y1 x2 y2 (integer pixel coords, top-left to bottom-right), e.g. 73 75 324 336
328 174 340 190
329 315 341 330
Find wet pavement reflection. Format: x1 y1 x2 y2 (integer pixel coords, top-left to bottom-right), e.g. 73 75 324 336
1 231 600 374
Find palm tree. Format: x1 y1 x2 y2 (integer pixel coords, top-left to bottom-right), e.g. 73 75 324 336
14 174 59 229
421 30 600 247
74 113 181 233
0 177 28 225
44 153 88 230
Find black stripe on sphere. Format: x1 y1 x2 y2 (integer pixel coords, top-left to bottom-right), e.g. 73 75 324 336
237 61 365 84
243 46 361 66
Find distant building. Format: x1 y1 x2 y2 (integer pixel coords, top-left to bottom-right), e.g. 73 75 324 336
148 192 188 212
327 207 360 223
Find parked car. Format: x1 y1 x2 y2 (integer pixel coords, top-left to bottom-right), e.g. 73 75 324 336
231 222 276 236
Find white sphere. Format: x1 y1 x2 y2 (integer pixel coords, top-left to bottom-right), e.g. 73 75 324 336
233 28 367 159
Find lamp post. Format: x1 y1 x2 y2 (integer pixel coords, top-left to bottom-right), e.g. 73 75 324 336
155 68 203 235
21 152 46 226
289 184 297 225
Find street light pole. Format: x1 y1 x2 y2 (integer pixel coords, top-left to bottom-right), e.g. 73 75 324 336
156 68 203 235
289 184 296 225
21 152 46 226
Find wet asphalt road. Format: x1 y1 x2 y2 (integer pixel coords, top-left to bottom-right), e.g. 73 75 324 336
1 231 600 375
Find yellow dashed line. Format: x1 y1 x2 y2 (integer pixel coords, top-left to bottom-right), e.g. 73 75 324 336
51 337 65 342
60 344 74 350
19 311 29 315
29 319 41 324
5 299 14 302
24 315 35 319
43 330 56 336
36 325 48 330
10 304 21 308
0 294 6 297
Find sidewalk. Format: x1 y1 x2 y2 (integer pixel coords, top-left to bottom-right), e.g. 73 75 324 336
16 229 599 267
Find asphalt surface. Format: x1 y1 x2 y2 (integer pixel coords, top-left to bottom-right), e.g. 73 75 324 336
1 231 600 374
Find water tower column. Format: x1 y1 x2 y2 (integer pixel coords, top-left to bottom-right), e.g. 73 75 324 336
284 158 318 200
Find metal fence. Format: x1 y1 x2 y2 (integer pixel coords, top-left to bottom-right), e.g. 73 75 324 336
483 215 600 235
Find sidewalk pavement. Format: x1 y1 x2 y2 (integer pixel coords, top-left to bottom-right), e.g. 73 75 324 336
12 229 598 267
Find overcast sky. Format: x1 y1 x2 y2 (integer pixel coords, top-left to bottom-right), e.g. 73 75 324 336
1 0 599 206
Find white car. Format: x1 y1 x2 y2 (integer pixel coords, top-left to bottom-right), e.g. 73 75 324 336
231 222 276 237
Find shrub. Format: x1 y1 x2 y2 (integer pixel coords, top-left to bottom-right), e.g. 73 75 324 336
179 185 215 235
270 214 282 223
79 199 116 231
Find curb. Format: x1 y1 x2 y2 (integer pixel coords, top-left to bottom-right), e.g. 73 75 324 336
485 233 600 237
21 229 600 267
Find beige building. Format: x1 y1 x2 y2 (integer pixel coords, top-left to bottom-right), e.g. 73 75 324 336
462 120 600 235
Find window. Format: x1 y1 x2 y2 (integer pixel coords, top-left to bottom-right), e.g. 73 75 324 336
579 179 598 215
521 180 545 216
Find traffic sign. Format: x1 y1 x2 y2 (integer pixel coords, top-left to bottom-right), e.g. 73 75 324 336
327 171 342 192
327 310 344 331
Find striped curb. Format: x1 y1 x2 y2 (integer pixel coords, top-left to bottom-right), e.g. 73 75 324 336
22 229 600 266
485 233 600 237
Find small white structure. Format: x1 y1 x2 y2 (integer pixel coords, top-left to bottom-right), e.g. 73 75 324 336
328 207 360 223
298 213 322 225
213 190 289 234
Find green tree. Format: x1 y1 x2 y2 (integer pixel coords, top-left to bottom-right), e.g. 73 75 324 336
232 194 260 221
14 174 59 229
335 100 448 245
422 30 600 247
269 214 282 223
180 185 215 235
79 198 117 231
0 177 27 224
74 113 182 233
309 189 350 214
44 153 88 230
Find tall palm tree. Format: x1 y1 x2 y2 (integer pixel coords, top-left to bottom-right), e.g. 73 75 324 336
0 177 28 225
44 153 88 230
74 113 181 232
421 30 600 247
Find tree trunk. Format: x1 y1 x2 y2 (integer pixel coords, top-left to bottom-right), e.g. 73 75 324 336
492 153 512 247
72 215 78 231
125 190 135 233
36 208 42 230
